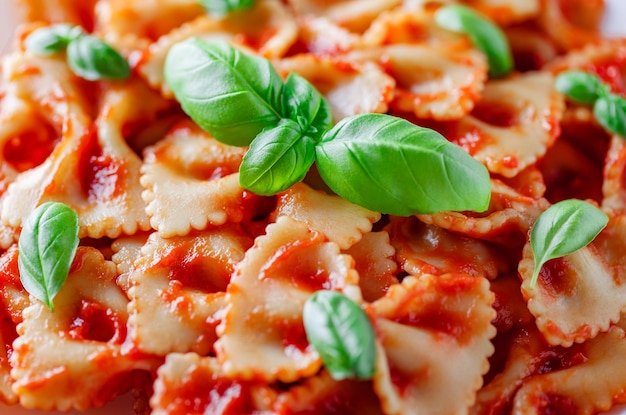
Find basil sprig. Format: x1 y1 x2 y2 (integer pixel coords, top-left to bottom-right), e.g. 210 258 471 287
303 290 376 380
200 0 255 16
24 24 130 81
435 4 513 78
18 202 80 310
165 39 491 215
529 199 608 289
555 70 626 138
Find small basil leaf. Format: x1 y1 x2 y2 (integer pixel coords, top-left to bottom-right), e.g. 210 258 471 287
165 39 284 146
17 202 80 310
593 93 626 138
282 72 333 142
435 4 513 78
66 34 131 81
555 71 609 105
24 24 83 55
315 114 491 216
240 119 316 195
529 199 608 289
303 290 376 380
200 0 255 16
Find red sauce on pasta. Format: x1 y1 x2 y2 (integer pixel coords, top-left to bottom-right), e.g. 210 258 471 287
78 128 124 203
537 257 577 297
532 393 578 415
164 244 232 293
585 54 626 94
275 317 310 354
4 123 59 172
470 101 518 128
68 299 126 344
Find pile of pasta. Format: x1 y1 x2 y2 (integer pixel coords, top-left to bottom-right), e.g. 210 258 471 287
0 0 625 413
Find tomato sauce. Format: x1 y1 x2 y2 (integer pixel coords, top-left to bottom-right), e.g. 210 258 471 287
3 122 59 172
68 299 127 344
77 128 123 203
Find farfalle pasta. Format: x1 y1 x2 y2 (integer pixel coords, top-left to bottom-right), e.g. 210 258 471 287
1 0 626 414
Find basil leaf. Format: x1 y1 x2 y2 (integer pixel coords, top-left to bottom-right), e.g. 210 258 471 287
24 24 83 55
165 39 284 146
66 34 131 81
200 0 254 16
529 199 608 289
435 4 513 78
555 71 608 105
17 202 80 310
282 72 333 143
303 290 376 380
315 114 491 216
593 93 626 138
240 119 316 195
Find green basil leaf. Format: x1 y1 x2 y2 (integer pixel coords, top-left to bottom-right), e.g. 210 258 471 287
66 34 131 81
282 72 333 142
24 24 83 55
303 290 376 380
200 0 254 16
435 4 513 78
165 39 284 146
315 114 491 216
17 202 80 310
240 119 316 195
529 199 608 289
593 93 626 138
555 71 608 105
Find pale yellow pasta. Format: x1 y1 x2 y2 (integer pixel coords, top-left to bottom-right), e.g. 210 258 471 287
371 274 496 415
140 122 247 237
602 136 626 214
215 216 361 383
11 247 157 411
126 225 250 355
273 182 381 250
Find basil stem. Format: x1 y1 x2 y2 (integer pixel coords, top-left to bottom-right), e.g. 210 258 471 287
165 38 284 146
239 119 316 195
594 93 626 138
435 4 513 78
17 202 80 310
66 34 131 81
303 290 376 380
555 71 608 105
529 199 608 289
200 0 255 16
315 114 491 216
24 24 83 55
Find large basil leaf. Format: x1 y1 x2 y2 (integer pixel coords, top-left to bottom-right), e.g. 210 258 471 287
239 119 316 195
66 34 131 81
315 114 491 216
18 202 80 310
165 38 284 146
594 92 626 139
303 290 376 380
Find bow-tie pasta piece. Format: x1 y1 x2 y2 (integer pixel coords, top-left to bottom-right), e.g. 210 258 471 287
0 57 153 238
136 0 297 97
215 216 362 383
273 54 396 122
10 247 158 411
536 0 604 51
286 0 402 33
141 121 258 237
518 215 626 346
126 225 252 356
512 326 626 414
273 182 381 250
418 179 550 245
151 353 276 415
370 274 496 415
443 71 565 178
348 44 487 121
385 216 509 280
274 370 383 414
343 231 399 303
